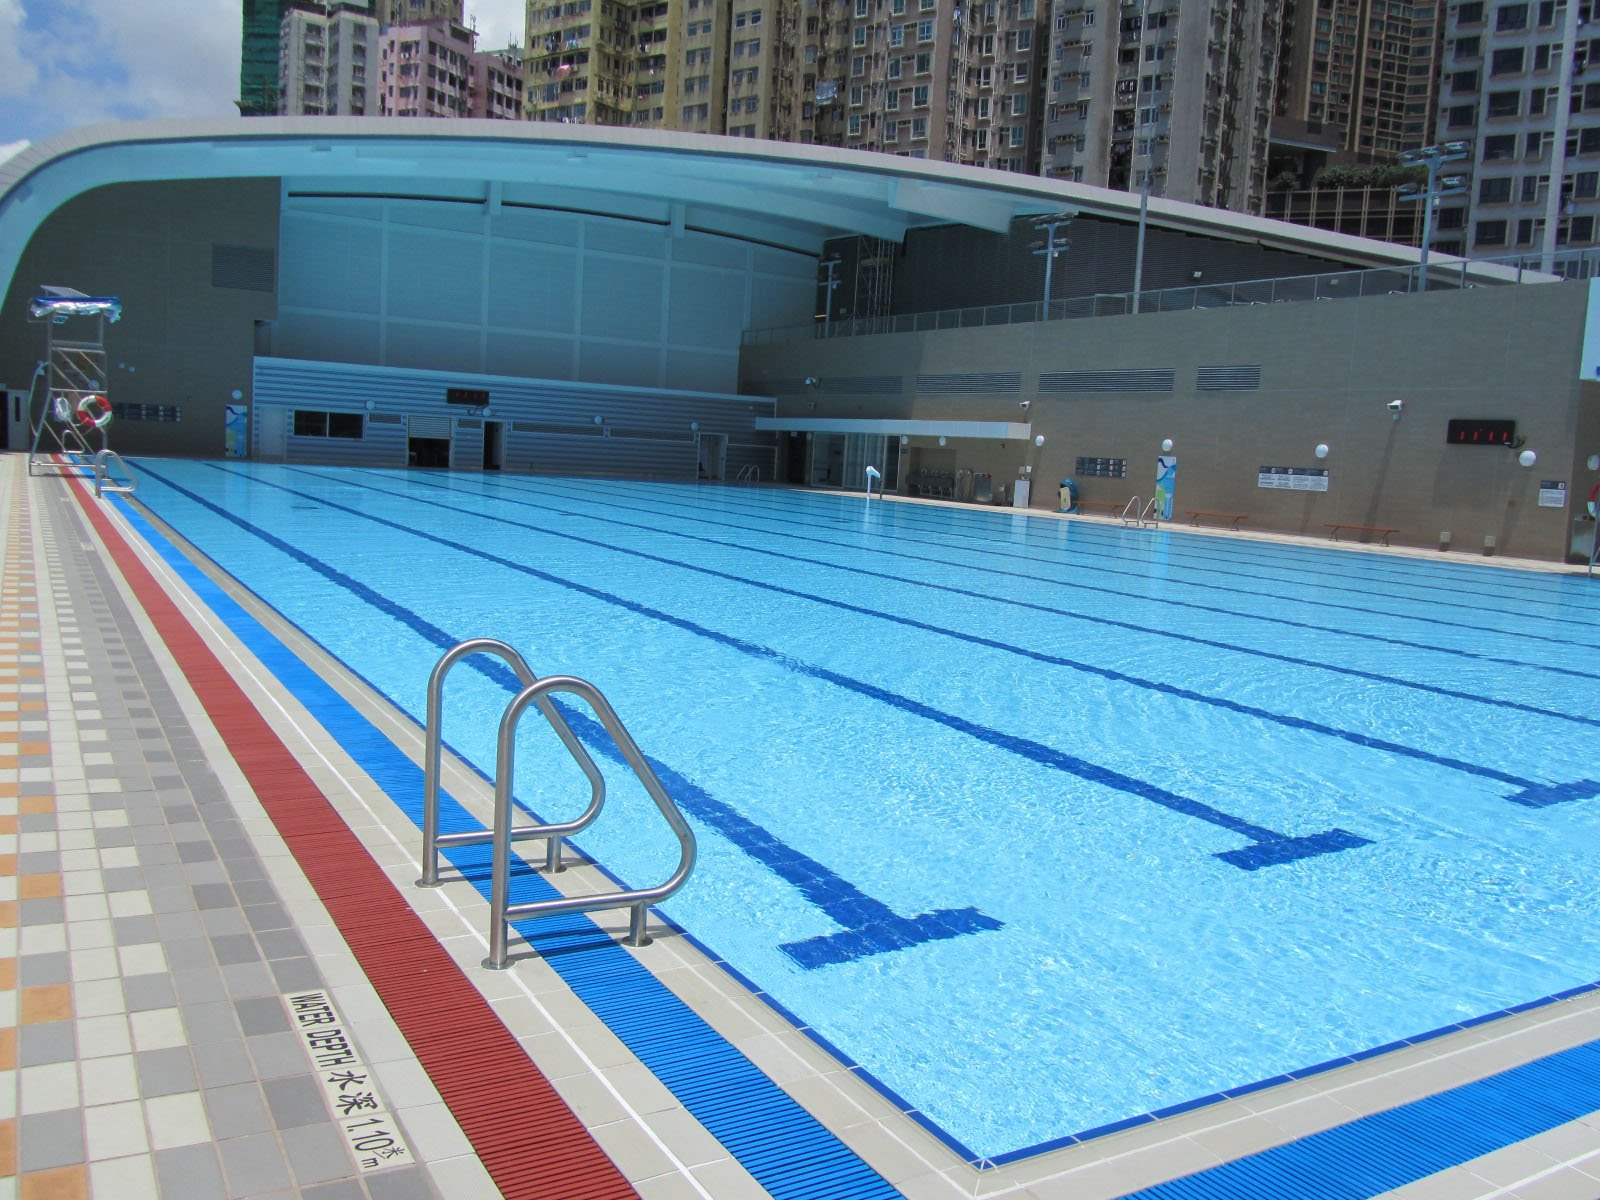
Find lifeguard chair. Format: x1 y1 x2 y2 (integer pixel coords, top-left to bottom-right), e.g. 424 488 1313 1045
26 286 134 494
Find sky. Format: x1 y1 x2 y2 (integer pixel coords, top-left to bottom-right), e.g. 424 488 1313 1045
0 0 528 149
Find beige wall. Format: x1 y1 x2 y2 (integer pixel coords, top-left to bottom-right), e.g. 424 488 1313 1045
742 282 1600 562
0 179 280 459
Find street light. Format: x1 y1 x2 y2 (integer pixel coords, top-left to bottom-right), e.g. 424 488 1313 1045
817 256 841 337
1030 212 1076 320
1395 141 1471 294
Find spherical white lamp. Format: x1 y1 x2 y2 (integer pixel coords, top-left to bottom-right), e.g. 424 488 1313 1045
230 389 243 401
1518 449 1538 468
938 435 947 446
900 435 910 446
1315 443 1330 459
690 421 699 432
1161 438 1173 453
1034 434 1045 447
1588 454 1599 471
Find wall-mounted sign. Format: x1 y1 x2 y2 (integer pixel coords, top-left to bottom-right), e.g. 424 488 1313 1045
1446 418 1517 446
1258 466 1329 491
1538 480 1568 508
1075 456 1126 478
446 387 490 407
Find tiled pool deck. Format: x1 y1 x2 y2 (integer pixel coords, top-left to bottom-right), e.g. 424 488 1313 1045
6 447 1600 1200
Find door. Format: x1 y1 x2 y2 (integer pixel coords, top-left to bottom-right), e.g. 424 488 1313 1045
482 421 504 471
257 406 287 460
696 432 727 480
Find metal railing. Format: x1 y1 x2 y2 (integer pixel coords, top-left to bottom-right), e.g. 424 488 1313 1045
734 464 760 483
741 253 1573 347
92 449 136 497
1120 496 1159 528
417 639 696 970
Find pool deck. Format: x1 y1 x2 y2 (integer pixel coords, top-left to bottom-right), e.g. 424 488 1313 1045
6 447 1600 1200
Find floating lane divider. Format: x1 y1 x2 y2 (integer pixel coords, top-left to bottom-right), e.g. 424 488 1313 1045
90 482 909 1199
176 462 1370 872
136 461 1003 969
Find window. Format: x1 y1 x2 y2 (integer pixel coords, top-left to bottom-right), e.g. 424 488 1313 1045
1478 175 1513 202
1012 92 1028 114
1474 218 1508 245
916 52 932 72
1575 170 1600 197
1517 216 1543 244
1437 205 1466 230
1522 174 1541 201
1535 42 1553 70
1453 68 1479 91
918 19 934 40
1016 28 1032 49
1568 214 1598 242
1530 87 1549 114
887 88 901 109
886 119 899 141
1448 102 1477 125
1582 126 1600 153
1483 132 1517 158
854 25 867 45
911 117 928 137
292 410 363 439
1083 8 1095 25
1528 128 1547 154
913 83 929 105
1496 2 1529 28
1010 124 1026 146
1488 89 1520 116
1457 1 1485 21
1490 46 1525 73
1538 0 1557 22
1455 34 1481 55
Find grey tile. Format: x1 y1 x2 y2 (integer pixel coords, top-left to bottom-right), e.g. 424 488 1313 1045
137 1046 198 1097
235 996 291 1037
270 957 322 992
211 933 260 965
186 861 228 885
249 1031 311 1080
178 841 217 864
302 1181 367 1200
220 1131 293 1197
132 824 175 845
151 886 198 914
222 961 277 999
143 864 189 889
20 897 65 925
244 903 291 933
19 1108 84 1171
123 972 178 1012
137 842 179 866
155 1143 226 1200
158 910 206 941
114 914 162 944
167 936 219 972
174 967 227 1006
283 1124 355 1188
101 865 146 891
163 803 199 823
184 1001 242 1045
193 883 237 910
18 813 57 834
19 950 70 986
366 1167 438 1200
19 1020 76 1067
204 1083 272 1140
258 929 307 961
196 1039 257 1088
18 850 60 873
263 1075 329 1130
233 880 278 906
203 909 249 936
94 826 136 847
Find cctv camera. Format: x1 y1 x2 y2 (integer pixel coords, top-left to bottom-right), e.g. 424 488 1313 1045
804 376 820 388
1386 399 1403 411
1019 400 1031 411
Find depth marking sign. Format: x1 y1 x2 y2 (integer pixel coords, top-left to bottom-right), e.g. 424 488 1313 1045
284 990 416 1173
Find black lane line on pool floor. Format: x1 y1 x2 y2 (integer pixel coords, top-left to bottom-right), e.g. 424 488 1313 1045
134 462 1001 969
558 475 1600 657
159 461 1371 874
276 465 1598 811
390 470 1600 731
488 473 1600 677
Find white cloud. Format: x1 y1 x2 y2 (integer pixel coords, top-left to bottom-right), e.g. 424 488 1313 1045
0 0 240 144
466 0 526 52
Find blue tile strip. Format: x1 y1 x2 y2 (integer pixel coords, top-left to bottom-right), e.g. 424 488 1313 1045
1118 1038 1600 1200
108 495 906 1200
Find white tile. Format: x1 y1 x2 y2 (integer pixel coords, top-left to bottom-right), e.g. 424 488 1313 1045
88 1154 159 1200
70 946 121 981
64 893 110 923
129 1008 187 1052
392 1101 473 1161
144 1093 209 1151
79 1054 139 1104
85 1099 151 1159
17 831 58 852
20 1061 81 1113
76 1014 133 1059
67 918 115 951
117 944 167 975
98 845 139 867
108 891 153 918
19 924 67 954
72 977 126 1018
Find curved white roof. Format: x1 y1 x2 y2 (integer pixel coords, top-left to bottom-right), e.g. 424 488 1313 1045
0 116 1442 307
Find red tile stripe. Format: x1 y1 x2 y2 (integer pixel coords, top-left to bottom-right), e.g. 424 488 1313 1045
62 474 641 1200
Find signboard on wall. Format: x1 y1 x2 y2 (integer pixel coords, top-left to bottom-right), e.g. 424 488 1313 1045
1154 455 1176 519
1258 466 1329 491
1538 480 1568 508
1583 279 1600 381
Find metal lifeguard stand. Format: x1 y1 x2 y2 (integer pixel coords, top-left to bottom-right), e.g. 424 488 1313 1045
26 287 134 493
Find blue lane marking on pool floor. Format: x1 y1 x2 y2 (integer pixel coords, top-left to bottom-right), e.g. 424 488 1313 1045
1119 1038 1600 1199
108 495 908 1199
178 462 1369 868
274 466 1599 811
386 470 1600 729
134 463 1004 966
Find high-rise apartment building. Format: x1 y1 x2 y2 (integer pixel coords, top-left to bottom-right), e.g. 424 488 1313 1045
280 3 383 116
1432 0 1600 259
1271 0 1445 184
380 19 480 116
470 45 529 118
376 0 465 25
242 0 292 114
1041 0 1283 211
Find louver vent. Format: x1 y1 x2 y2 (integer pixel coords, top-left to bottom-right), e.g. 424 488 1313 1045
917 372 1022 393
366 413 403 425
1039 368 1176 393
1197 364 1263 391
211 244 276 292
824 375 903 395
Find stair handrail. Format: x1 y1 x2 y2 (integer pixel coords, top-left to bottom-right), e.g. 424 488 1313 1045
483 675 696 968
417 639 605 888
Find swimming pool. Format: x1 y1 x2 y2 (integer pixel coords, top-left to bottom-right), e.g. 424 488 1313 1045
126 460 1600 1162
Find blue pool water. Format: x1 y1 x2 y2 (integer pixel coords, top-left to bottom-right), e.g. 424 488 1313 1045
128 460 1600 1161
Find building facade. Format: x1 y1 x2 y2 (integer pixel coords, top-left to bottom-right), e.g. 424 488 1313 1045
280 3 383 117
1042 0 1283 211
379 19 480 116
241 0 292 114
1432 0 1600 260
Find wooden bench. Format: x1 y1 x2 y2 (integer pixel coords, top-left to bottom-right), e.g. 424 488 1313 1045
1067 499 1126 515
1325 523 1399 546
1187 510 1247 530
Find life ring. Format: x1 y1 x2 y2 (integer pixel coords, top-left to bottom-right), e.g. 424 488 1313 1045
1588 481 1599 519
74 394 112 430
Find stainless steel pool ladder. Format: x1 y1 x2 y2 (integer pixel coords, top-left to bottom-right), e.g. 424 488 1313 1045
1120 496 1160 529
92 449 137 497
416 639 697 970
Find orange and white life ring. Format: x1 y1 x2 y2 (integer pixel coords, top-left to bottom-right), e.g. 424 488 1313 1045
74 394 112 430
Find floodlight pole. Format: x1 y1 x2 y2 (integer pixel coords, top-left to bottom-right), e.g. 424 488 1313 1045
1397 142 1469 293
818 257 841 337
1130 0 1153 315
1032 213 1075 319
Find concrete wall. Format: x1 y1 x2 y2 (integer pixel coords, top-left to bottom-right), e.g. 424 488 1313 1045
741 280 1600 562
0 179 279 460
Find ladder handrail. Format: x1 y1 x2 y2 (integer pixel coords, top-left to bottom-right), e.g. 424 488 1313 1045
417 639 605 887
1120 496 1142 525
484 675 696 969
93 448 137 497
865 463 881 499
734 463 759 483
1140 497 1161 528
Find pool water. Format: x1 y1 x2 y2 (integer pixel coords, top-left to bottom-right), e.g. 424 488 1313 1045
129 460 1600 1161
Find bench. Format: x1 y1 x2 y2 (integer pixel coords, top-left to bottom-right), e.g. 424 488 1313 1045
1069 499 1126 515
1325 523 1399 546
1187 511 1247 530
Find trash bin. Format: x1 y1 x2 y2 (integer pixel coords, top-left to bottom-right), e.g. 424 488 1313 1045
1058 478 1079 513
